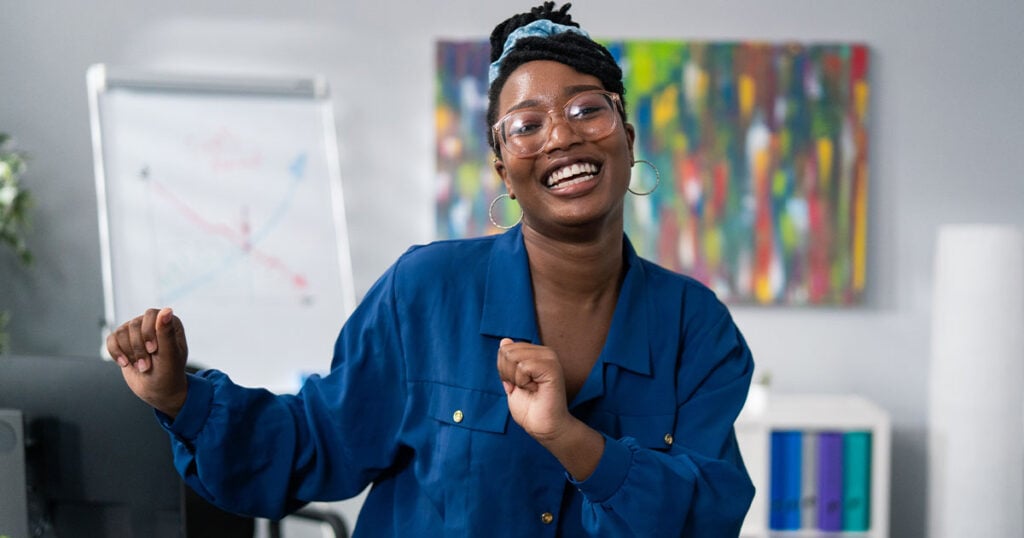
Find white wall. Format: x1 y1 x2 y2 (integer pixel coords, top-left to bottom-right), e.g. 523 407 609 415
2 1 1022 536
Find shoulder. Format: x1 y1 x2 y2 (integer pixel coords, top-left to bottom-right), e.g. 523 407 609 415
392 235 498 280
636 257 727 316
337 235 501 353
372 235 502 304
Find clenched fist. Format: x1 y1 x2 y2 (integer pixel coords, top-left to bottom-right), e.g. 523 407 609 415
106 307 190 418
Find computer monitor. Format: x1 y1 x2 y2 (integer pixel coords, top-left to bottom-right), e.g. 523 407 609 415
0 354 182 536
0 354 256 537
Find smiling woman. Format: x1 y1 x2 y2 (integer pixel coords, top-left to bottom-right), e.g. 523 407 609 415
104 3 756 537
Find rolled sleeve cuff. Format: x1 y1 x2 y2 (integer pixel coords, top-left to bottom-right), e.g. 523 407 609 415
567 433 633 503
154 372 214 441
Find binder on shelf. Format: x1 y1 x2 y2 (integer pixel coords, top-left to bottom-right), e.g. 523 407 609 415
769 430 802 530
734 394 890 538
800 431 819 529
843 431 872 531
817 431 844 531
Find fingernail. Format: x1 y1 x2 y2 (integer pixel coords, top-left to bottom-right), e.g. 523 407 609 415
145 341 157 353
136 358 150 373
502 381 513 394
116 356 128 367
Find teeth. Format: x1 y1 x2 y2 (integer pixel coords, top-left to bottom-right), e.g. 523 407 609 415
547 162 598 186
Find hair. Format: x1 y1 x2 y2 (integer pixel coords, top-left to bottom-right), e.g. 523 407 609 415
486 2 627 156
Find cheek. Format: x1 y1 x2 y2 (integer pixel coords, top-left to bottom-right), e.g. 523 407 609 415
607 137 635 181
502 160 537 191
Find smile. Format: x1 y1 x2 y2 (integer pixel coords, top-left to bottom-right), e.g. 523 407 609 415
546 162 600 189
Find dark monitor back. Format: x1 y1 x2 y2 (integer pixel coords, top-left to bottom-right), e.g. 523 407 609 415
0 354 183 537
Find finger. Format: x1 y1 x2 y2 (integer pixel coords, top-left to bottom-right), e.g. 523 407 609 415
114 321 137 366
155 308 187 370
496 339 520 384
128 307 159 370
164 309 188 359
106 330 129 368
513 359 540 391
140 308 160 355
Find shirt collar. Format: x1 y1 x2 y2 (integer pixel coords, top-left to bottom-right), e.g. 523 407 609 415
601 239 652 376
479 225 652 376
479 225 539 343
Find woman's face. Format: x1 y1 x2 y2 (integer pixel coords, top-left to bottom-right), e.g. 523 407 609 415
493 60 635 234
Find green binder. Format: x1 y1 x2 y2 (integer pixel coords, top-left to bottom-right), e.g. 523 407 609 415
842 431 871 531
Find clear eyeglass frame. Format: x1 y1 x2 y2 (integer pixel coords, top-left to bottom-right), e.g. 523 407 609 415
491 90 623 158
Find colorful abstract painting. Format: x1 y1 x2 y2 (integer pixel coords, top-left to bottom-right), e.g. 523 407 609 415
435 40 869 306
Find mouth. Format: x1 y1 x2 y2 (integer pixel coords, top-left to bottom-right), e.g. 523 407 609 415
545 161 601 190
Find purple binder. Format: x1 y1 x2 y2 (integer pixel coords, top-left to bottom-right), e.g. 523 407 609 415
817 431 844 531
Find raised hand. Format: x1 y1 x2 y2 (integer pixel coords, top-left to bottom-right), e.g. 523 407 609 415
495 338 605 480
106 307 190 418
495 338 573 441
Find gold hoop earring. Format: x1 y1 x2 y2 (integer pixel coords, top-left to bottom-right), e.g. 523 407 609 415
629 159 660 196
488 193 523 229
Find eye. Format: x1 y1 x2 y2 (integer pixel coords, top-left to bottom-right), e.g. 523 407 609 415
504 112 546 137
567 94 613 120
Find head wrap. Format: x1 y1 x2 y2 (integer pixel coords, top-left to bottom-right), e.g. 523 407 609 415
487 19 590 86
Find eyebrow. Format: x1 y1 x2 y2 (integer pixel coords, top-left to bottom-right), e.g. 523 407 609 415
504 84 606 114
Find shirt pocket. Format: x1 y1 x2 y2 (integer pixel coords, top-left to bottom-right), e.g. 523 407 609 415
422 382 515 531
617 412 677 452
425 382 510 433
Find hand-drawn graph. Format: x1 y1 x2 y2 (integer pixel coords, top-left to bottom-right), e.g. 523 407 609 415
90 68 353 390
142 138 314 306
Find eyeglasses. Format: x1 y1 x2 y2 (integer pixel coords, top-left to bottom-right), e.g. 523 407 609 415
492 90 623 158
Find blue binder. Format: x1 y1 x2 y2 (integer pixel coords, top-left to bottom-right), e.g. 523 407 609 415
769 430 803 530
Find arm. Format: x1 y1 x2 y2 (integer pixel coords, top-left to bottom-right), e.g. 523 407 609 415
495 338 605 481
107 270 408 519
579 309 754 537
496 307 755 537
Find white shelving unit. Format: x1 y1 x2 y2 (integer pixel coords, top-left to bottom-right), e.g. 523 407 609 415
735 392 891 538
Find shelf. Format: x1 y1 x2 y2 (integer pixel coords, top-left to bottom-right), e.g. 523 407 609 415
735 392 891 538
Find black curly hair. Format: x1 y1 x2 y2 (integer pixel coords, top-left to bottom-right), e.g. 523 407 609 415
486 2 627 157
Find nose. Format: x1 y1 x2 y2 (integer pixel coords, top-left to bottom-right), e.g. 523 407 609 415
541 114 583 153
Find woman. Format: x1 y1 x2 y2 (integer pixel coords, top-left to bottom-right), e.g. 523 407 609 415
107 3 755 536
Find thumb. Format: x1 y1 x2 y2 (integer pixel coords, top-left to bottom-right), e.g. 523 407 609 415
155 307 188 367
500 337 514 348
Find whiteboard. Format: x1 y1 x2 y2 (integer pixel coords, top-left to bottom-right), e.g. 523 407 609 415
87 64 355 391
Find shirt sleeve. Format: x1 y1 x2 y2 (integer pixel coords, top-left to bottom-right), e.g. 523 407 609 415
570 297 756 537
156 265 408 520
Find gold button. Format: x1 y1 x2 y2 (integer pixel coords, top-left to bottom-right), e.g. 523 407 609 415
452 410 464 423
540 512 554 525
663 433 674 446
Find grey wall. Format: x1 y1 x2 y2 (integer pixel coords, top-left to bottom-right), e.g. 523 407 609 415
2 1 1022 536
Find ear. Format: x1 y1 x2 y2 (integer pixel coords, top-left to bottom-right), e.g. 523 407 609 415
492 157 515 198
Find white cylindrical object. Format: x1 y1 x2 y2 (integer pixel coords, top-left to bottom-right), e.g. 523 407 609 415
928 224 1024 538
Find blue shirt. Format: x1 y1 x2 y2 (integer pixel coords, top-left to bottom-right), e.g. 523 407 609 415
162 226 755 537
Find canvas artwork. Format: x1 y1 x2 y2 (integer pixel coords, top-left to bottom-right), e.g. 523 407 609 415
435 40 869 306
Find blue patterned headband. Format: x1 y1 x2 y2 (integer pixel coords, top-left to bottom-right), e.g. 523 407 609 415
487 19 591 86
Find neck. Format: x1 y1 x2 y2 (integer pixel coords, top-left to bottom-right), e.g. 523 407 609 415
522 223 625 302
